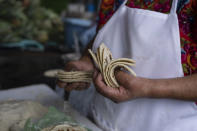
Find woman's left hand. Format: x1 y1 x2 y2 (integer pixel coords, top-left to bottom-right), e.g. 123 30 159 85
93 70 152 103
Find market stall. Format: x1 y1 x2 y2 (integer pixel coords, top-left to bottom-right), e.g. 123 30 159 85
0 84 102 131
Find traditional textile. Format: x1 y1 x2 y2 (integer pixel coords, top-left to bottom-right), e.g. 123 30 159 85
97 0 197 76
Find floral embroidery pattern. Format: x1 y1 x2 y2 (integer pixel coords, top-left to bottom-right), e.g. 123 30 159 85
126 0 172 13
98 0 197 76
178 0 197 76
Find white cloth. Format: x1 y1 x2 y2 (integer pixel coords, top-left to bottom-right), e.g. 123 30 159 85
69 83 95 116
91 0 197 131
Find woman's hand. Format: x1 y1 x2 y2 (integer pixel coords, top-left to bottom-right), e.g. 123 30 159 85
93 70 152 103
94 68 197 102
57 56 95 92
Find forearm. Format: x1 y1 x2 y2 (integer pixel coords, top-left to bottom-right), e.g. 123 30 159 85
147 74 197 101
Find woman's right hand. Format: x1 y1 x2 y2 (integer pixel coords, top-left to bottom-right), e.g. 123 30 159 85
57 56 95 92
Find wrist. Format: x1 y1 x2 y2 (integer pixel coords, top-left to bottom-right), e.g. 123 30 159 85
125 76 154 99
132 77 155 98
147 79 174 99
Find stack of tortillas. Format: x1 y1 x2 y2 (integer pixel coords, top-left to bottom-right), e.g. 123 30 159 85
88 43 136 88
41 123 88 131
57 43 136 88
57 71 93 83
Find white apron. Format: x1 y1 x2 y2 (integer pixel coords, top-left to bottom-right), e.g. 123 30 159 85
91 0 197 131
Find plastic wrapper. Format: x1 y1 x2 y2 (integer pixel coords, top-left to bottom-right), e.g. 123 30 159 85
24 107 91 131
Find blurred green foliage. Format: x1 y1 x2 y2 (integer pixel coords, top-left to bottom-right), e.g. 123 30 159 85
0 0 64 44
41 0 70 14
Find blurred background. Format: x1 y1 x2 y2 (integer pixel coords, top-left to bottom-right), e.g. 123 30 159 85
0 0 100 91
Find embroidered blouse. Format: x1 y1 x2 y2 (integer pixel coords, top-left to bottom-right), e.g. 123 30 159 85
97 0 197 76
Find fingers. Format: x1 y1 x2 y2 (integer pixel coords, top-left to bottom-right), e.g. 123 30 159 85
57 79 90 91
57 61 90 91
57 80 67 88
57 61 78 89
65 82 90 92
93 72 128 103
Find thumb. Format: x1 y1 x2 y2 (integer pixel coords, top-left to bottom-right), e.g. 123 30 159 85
115 71 131 87
93 69 99 79
65 62 77 71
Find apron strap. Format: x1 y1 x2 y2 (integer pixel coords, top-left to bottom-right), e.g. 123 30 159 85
170 0 178 14
121 0 128 7
123 0 128 5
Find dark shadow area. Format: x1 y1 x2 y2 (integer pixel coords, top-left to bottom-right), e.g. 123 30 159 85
0 49 65 90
